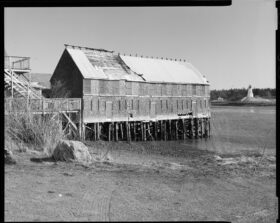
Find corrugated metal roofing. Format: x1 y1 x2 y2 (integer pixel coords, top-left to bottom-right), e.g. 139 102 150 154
120 55 208 84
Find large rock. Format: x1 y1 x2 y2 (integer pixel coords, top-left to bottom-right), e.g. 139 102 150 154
5 149 16 165
52 140 92 163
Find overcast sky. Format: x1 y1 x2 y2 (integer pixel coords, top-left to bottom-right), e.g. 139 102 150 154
4 0 276 90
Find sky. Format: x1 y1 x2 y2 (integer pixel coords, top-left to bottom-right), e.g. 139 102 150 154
4 0 277 90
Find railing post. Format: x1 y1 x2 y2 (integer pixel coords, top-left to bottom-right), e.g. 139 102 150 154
11 69 14 98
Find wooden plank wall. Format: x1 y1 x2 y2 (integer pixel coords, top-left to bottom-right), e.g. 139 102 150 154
83 79 210 122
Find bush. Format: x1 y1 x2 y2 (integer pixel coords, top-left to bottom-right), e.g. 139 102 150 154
5 99 66 156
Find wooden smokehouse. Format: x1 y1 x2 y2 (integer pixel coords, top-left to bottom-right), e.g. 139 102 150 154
50 44 211 141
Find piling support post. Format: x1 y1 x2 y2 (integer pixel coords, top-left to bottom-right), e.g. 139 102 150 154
127 121 131 142
182 119 186 140
175 120 178 140
154 121 157 140
115 122 119 141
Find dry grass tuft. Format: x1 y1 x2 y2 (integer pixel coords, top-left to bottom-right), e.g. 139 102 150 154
5 99 66 156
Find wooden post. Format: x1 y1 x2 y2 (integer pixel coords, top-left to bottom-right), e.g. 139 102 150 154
11 69 14 98
133 122 136 141
182 119 186 140
78 111 82 140
147 122 151 141
96 123 99 140
143 122 147 141
190 119 194 139
159 120 163 140
169 120 172 140
154 121 157 141
127 121 131 142
140 122 144 141
195 118 199 138
208 118 211 137
201 118 205 138
164 121 167 141
120 122 124 140
115 123 118 141
108 123 111 141
175 120 178 140
82 123 86 141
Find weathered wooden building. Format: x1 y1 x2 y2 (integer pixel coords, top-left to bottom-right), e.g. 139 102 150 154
50 44 211 141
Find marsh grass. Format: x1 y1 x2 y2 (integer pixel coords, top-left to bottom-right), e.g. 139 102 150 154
5 98 66 156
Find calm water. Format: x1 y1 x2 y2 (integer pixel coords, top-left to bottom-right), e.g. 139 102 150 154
184 106 276 155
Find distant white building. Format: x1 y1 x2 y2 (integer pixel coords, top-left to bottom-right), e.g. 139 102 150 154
217 96 224 101
247 85 254 98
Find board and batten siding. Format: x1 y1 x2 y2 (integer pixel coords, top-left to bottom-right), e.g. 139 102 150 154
82 79 210 123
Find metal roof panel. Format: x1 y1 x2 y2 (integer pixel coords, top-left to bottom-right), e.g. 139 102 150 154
120 55 208 84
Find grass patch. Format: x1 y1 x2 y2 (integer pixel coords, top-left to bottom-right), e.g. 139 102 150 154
5 98 65 156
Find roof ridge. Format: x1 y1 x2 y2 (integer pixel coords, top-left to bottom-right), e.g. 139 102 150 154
65 44 114 53
119 53 187 62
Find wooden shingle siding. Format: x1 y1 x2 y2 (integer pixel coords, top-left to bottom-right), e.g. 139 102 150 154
192 85 196 96
83 80 91 94
81 79 210 122
125 82 132 95
131 82 139 95
119 80 126 95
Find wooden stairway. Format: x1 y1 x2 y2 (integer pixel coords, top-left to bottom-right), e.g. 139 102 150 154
4 69 42 99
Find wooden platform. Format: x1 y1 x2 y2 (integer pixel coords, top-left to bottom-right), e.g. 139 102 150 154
5 97 210 141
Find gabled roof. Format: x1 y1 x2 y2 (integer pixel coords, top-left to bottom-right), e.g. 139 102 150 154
66 45 144 82
64 44 209 85
120 55 208 84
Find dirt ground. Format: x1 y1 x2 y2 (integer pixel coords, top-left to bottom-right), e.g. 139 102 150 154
5 141 277 222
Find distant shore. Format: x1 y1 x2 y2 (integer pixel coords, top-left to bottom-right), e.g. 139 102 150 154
211 101 276 107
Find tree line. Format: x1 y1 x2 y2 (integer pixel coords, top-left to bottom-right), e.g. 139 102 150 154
210 88 276 101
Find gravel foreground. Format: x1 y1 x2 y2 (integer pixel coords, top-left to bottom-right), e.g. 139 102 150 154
5 141 277 222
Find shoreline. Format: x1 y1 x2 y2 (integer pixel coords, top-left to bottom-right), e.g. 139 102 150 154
211 101 276 107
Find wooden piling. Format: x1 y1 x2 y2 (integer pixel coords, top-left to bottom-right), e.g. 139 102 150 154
182 119 186 140
208 118 211 138
143 122 147 141
163 120 166 141
168 120 172 140
154 121 157 140
115 123 118 141
175 120 178 140
127 121 131 142
108 123 111 141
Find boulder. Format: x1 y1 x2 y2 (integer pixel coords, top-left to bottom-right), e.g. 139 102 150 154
52 140 92 163
5 149 16 165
